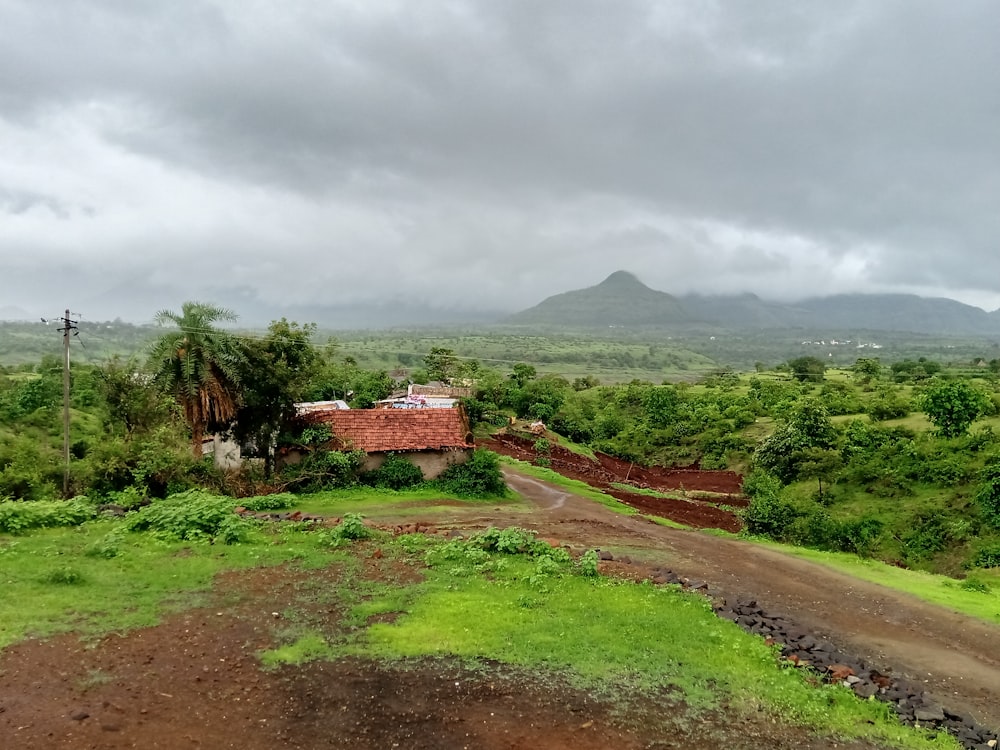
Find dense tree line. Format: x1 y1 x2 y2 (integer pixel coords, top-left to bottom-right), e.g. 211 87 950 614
4 317 1000 577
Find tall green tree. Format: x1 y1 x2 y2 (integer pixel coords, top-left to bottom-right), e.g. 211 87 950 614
852 357 882 387
787 356 826 383
148 302 245 458
424 347 459 383
753 399 837 483
231 319 321 476
97 356 175 437
920 380 987 438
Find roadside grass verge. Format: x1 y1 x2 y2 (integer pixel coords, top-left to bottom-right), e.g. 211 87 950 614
501 458 689 528
611 483 732 501
753 540 1000 627
342 531 957 750
500 457 637 515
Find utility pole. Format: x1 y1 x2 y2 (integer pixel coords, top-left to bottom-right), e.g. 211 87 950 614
56 310 78 497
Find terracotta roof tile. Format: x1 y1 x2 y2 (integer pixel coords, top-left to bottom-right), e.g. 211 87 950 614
306 408 474 453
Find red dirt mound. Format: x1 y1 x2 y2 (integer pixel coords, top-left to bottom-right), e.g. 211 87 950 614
486 433 744 532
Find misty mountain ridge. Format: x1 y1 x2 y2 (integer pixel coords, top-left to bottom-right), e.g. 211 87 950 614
506 270 693 327
507 272 1000 336
11 271 1000 336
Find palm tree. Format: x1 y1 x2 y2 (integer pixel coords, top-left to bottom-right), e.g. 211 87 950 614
148 302 245 458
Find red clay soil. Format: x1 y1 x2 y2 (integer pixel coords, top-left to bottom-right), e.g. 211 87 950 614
0 555 870 750
486 433 745 532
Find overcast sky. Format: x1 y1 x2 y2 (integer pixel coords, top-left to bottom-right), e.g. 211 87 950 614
2 0 999 322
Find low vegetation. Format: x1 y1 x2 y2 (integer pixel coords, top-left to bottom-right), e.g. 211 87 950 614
3 303 1000 745
0 506 962 748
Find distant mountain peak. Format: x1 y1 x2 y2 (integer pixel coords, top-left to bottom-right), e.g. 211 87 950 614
597 270 646 288
506 270 688 327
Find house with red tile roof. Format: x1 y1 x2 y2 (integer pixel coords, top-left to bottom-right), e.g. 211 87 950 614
290 405 475 478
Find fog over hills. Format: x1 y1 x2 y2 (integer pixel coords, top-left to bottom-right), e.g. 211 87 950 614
507 272 1000 336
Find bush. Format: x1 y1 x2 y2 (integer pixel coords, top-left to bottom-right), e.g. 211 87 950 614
436 450 507 498
0 498 96 534
900 514 957 563
836 517 885 557
280 450 364 493
320 513 372 547
470 527 554 556
361 454 424 490
239 493 297 511
795 512 884 556
577 549 599 577
85 526 128 559
40 566 86 585
125 489 247 542
975 460 1000 529
740 470 798 538
969 543 1000 569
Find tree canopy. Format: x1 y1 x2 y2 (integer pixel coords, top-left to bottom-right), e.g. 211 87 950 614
148 302 245 457
920 380 987 438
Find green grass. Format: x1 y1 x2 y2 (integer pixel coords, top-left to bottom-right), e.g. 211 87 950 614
755 541 1000 626
0 519 336 649
330 331 718 384
354 542 956 749
285 485 521 518
259 631 332 668
547 433 598 460
611 482 732 502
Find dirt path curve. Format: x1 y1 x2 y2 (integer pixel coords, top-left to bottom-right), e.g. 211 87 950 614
490 469 1000 729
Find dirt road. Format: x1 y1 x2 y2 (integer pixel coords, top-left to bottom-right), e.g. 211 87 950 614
495 468 1000 729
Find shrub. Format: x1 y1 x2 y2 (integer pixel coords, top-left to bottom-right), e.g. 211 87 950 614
40 566 85 585
125 489 244 542
460 397 488 428
436 450 507 498
920 380 988 438
836 517 885 557
280 450 364 493
740 470 798 538
299 423 332 446
577 549 599 577
85 526 128 559
471 527 555 556
0 498 96 535
974 460 1000 529
239 493 297 511
900 514 956 563
361 454 424 490
969 543 1000 569
426 527 571 574
320 513 372 547
959 576 992 593
216 514 256 545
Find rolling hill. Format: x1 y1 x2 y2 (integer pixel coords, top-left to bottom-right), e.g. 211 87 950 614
507 271 1000 335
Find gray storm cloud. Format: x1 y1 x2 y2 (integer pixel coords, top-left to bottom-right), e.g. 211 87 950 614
1 0 999 320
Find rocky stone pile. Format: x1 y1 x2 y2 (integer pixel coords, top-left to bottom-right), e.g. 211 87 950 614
714 597 998 748
234 508 328 523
